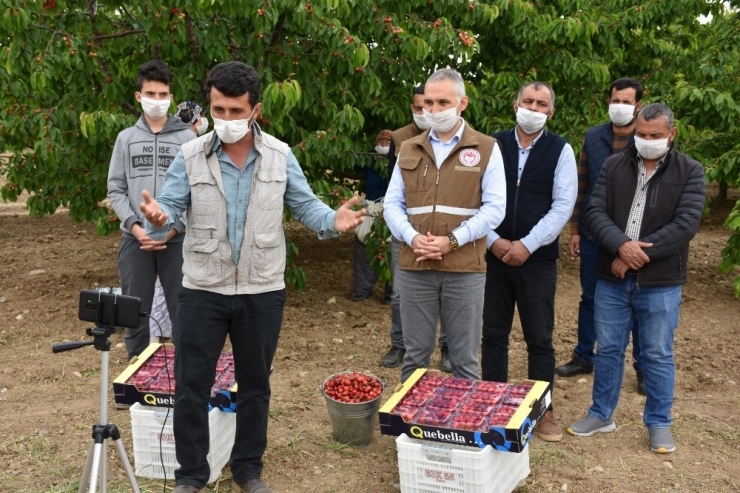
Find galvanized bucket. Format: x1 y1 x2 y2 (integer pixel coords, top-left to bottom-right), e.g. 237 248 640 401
320 371 385 446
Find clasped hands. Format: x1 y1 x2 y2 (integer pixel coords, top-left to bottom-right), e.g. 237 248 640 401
612 240 653 279
490 238 530 266
411 232 453 262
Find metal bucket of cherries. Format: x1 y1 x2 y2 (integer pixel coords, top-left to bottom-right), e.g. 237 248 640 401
321 370 385 446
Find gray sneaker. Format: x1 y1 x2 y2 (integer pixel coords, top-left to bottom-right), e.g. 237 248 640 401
649 428 676 454
567 415 616 437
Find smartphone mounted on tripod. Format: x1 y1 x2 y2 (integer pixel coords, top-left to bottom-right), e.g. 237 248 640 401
78 288 142 329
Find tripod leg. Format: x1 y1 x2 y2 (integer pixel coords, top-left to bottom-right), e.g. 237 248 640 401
112 436 141 493
88 442 104 493
78 439 96 493
100 444 107 493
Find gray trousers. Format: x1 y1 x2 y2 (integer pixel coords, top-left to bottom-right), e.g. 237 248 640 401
397 268 485 382
389 237 447 350
118 236 183 359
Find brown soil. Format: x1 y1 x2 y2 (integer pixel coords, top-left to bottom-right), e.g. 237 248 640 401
0 188 739 493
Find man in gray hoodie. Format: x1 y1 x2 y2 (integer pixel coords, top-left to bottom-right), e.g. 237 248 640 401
107 59 195 360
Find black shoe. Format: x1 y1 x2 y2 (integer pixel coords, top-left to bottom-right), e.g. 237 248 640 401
233 479 273 493
555 356 594 377
636 371 646 395
439 346 452 373
350 292 372 302
173 486 205 493
383 284 393 305
380 347 405 368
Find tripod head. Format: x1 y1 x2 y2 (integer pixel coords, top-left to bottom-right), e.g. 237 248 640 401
52 325 119 353
52 287 142 354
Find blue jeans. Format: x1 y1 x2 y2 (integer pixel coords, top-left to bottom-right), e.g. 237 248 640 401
574 236 642 372
588 276 681 429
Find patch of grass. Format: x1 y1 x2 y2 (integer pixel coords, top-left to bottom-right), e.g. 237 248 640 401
529 443 588 470
675 412 740 446
275 428 307 454
313 438 361 457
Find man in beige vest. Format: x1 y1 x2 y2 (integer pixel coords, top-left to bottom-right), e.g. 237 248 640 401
140 62 364 493
384 68 507 382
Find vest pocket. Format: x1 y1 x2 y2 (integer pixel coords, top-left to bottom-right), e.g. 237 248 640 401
256 165 287 210
189 172 219 217
183 227 221 286
252 230 286 283
398 156 429 192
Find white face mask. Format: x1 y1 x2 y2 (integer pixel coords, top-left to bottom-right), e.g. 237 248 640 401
196 117 209 136
413 112 430 130
375 145 390 155
140 97 171 119
212 108 255 144
516 106 548 134
609 103 637 127
634 136 670 160
423 103 461 134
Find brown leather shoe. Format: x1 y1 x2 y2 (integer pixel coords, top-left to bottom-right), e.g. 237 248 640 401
173 485 205 493
233 479 273 493
536 410 563 442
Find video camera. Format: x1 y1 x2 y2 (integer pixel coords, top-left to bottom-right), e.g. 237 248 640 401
78 287 142 329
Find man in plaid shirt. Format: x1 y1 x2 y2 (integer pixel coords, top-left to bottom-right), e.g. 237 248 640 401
556 78 647 395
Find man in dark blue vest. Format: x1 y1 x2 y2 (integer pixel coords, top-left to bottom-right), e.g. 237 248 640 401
481 81 577 442
556 78 647 396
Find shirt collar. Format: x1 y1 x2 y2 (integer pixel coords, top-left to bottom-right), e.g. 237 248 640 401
514 127 547 150
429 119 466 145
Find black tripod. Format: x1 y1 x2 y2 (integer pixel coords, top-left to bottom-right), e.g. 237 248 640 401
53 325 141 493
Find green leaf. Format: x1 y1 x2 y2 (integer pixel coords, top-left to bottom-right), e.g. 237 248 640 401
352 43 370 67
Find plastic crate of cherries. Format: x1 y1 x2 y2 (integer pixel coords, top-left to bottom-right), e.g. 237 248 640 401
124 346 236 398
391 375 533 432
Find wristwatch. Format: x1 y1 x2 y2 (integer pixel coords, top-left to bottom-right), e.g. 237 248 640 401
448 232 459 251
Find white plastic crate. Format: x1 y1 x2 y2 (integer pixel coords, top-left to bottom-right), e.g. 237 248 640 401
396 433 530 493
129 402 236 484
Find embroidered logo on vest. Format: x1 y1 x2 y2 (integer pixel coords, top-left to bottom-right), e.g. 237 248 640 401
458 149 481 166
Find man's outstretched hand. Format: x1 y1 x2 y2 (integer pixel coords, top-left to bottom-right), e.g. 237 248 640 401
139 190 169 227
334 195 365 233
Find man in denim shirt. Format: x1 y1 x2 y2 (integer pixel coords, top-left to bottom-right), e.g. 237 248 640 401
141 62 363 493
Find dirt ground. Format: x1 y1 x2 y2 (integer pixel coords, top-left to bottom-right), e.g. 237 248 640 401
0 187 739 493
